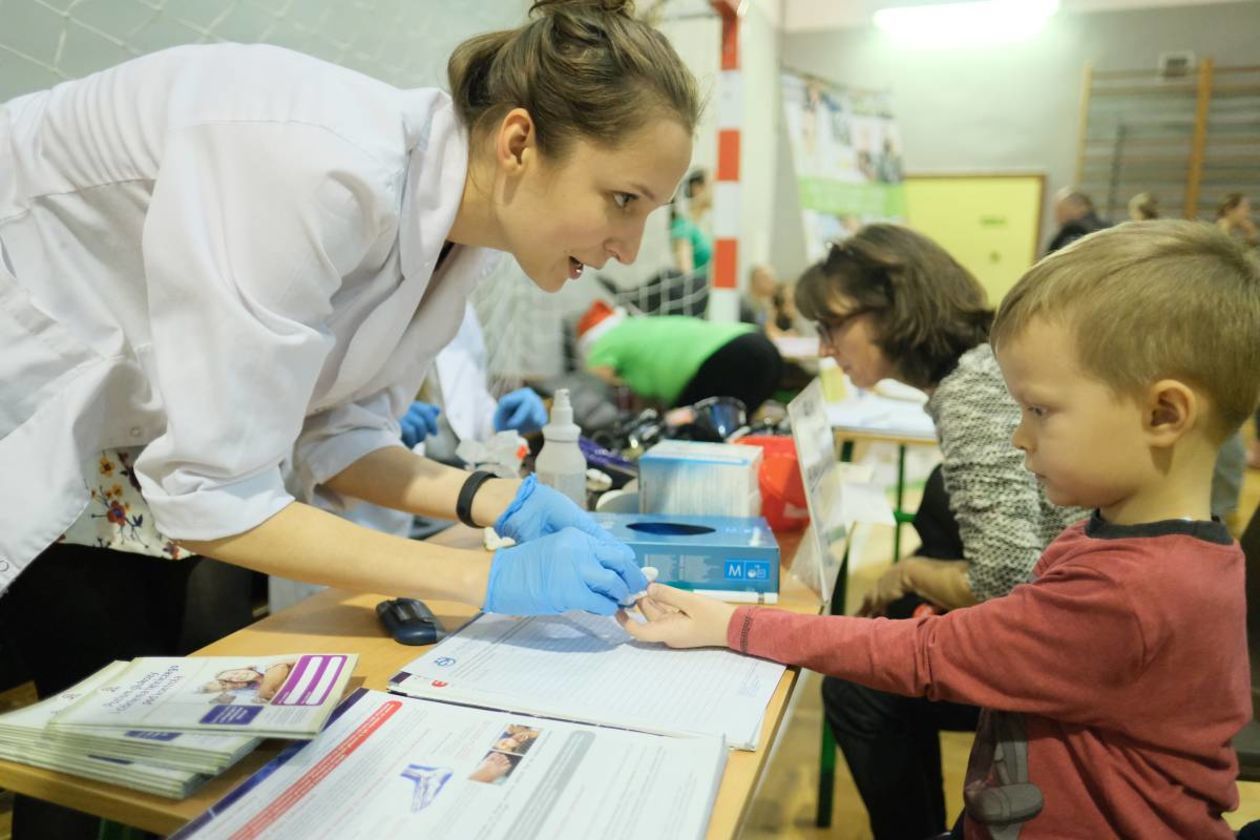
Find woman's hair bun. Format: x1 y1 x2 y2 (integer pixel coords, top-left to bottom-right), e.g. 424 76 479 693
531 0 635 18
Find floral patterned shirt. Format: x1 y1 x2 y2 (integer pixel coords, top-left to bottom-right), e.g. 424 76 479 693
61 448 186 560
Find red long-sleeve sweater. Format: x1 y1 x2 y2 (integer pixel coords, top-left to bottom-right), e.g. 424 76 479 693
729 515 1250 838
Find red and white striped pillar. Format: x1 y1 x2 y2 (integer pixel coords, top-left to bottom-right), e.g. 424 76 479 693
708 0 742 322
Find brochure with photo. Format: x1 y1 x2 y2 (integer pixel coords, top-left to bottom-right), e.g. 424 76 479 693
173 689 726 840
0 661 259 775
51 654 357 739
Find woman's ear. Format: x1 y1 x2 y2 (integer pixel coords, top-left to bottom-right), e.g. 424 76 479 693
1144 378 1198 447
495 107 535 172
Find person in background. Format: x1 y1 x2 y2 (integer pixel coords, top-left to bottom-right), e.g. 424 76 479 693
740 263 779 330
400 302 548 455
795 225 1085 839
669 168 713 275
741 263 801 340
1218 192 1259 247
1046 187 1109 254
622 220 1259 840
1212 195 1259 492
578 301 783 415
1128 191 1159 221
770 282 802 338
1224 194 1260 469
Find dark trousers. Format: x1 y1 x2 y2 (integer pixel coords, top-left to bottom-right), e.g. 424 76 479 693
0 542 256 839
823 676 980 840
823 464 980 840
673 331 783 414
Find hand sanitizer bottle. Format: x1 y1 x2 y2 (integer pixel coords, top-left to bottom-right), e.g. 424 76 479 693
534 389 587 509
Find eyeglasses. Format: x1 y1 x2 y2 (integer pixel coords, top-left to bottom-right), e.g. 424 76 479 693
816 307 874 348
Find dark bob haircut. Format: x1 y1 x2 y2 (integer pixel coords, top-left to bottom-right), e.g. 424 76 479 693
796 224 993 389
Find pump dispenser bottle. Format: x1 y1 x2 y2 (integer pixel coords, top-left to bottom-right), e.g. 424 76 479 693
534 389 587 508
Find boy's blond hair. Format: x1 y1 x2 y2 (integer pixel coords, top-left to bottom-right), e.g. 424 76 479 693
992 220 1260 442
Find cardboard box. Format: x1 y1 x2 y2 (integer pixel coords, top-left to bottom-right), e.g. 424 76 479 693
638 440 762 518
592 512 779 604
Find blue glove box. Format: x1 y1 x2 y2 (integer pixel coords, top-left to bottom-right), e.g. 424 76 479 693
591 513 780 604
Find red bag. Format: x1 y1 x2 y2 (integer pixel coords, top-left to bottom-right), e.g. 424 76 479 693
737 435 810 532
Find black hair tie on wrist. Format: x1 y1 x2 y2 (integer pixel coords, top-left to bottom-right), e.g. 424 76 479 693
457 470 497 529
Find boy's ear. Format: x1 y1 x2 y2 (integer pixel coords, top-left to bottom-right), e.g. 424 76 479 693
495 107 535 172
1143 379 1197 447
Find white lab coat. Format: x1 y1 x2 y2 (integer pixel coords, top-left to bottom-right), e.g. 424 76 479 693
435 303 501 445
0 44 501 589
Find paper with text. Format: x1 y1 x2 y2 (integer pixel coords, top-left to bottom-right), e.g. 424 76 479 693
389 612 785 750
173 689 726 840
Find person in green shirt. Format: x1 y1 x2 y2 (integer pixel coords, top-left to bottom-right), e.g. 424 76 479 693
577 301 782 413
669 169 713 275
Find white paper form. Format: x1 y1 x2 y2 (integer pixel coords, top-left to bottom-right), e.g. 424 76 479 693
173 689 726 840
388 612 785 750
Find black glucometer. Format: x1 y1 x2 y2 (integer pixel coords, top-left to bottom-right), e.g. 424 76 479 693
376 598 446 646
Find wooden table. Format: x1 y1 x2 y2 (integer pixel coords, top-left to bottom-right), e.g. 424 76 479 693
0 527 821 839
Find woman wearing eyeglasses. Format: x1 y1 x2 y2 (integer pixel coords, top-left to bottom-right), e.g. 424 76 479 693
797 224 1086 840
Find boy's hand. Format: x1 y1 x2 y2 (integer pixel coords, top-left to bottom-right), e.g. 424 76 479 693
616 584 737 649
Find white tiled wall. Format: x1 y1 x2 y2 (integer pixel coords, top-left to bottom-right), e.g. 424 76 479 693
0 0 526 100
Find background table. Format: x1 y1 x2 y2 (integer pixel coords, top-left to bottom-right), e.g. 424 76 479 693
0 527 821 839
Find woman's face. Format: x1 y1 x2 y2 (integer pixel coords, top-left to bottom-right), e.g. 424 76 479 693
493 115 692 293
816 294 895 389
216 668 258 685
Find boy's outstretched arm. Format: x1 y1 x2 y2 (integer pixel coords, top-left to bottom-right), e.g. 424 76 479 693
623 566 1151 725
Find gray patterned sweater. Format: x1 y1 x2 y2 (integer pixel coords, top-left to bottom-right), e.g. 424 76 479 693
924 344 1087 601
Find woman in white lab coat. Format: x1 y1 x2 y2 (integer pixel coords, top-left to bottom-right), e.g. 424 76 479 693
0 0 695 712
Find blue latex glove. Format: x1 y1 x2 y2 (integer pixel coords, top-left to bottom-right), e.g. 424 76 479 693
400 401 441 448
495 475 616 545
493 387 547 434
484 528 647 616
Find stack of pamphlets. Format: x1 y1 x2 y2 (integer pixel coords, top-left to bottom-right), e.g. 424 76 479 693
0 652 357 799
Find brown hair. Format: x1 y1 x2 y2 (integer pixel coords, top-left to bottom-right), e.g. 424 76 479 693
447 0 700 160
796 224 993 389
991 220 1260 441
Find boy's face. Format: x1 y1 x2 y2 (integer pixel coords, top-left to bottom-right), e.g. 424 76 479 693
996 318 1150 513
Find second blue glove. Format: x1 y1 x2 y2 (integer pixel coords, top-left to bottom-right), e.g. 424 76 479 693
493 387 547 434
400 401 442 448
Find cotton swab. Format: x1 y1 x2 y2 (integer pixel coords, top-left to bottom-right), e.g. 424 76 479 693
622 566 659 606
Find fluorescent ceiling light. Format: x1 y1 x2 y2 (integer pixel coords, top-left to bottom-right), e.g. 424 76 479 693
873 0 1060 47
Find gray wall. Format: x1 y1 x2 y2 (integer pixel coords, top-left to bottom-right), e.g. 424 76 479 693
0 0 527 100
774 1 1260 277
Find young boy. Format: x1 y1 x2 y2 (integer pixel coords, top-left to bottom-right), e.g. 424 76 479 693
620 220 1260 839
